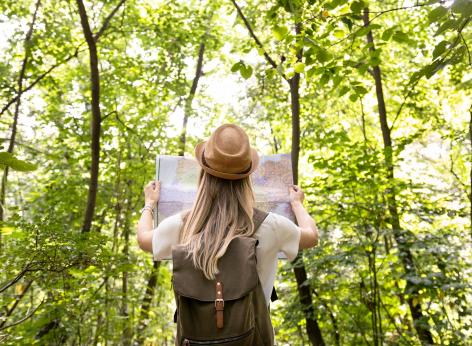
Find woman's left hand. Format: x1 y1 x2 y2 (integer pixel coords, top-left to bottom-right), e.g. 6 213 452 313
144 180 160 205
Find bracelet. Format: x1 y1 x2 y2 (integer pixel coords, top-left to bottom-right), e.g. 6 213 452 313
140 205 155 216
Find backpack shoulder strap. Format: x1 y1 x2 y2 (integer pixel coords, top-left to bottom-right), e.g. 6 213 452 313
252 207 269 231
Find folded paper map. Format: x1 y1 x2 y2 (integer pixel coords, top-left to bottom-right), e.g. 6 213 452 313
155 153 295 224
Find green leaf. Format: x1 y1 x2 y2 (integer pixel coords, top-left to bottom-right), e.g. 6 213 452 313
447 45 466 65
341 17 353 30
333 29 344 38
349 93 359 102
231 62 241 72
432 40 449 59
428 6 448 23
0 152 13 162
325 0 348 10
320 73 330 85
451 0 472 16
392 31 410 43
350 1 365 13
317 48 332 63
338 85 350 96
0 151 37 171
7 159 37 172
381 27 396 41
306 67 316 79
369 56 381 66
356 27 371 36
435 19 458 36
239 65 253 79
353 85 368 95
272 25 288 41
294 62 305 73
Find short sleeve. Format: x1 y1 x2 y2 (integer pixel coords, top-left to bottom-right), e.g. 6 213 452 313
152 213 183 260
271 213 301 261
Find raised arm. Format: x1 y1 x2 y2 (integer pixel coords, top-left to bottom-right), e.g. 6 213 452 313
136 180 160 253
289 185 319 249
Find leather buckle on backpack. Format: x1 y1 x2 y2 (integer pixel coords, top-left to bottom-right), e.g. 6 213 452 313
215 298 225 309
215 282 224 328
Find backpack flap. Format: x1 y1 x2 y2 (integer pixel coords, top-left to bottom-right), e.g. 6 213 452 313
172 237 259 301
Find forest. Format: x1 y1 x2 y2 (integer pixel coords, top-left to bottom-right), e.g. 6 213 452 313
0 0 471 345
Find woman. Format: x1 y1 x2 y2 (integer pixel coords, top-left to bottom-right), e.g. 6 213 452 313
137 123 319 344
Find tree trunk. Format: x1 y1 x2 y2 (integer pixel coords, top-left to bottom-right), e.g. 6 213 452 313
121 178 132 345
363 8 434 345
76 0 102 233
179 41 205 156
135 261 161 345
469 106 471 238
290 22 325 346
35 2 125 340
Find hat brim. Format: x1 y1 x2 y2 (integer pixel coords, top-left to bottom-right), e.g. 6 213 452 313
194 141 260 180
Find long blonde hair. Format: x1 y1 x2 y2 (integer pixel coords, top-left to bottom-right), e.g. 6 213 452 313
180 170 256 280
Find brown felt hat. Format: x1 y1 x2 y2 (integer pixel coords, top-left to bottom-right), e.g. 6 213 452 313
194 124 259 180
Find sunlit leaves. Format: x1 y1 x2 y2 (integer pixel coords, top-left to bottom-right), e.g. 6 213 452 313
428 6 448 23
350 0 365 13
381 27 396 41
231 60 253 79
272 25 288 41
0 152 37 171
294 62 305 73
451 0 472 16
432 40 449 59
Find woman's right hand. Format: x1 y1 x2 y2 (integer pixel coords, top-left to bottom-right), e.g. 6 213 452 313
289 185 305 205
144 180 160 205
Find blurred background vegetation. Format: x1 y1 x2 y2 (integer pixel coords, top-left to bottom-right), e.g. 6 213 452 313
0 0 470 345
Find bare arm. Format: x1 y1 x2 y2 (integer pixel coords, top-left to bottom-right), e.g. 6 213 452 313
289 185 319 249
136 180 160 253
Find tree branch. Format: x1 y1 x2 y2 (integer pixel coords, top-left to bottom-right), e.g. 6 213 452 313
94 0 127 42
0 265 33 294
180 41 205 156
0 46 82 118
0 299 44 331
230 0 286 80
0 280 33 329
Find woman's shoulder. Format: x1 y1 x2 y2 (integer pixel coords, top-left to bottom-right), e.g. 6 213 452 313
263 211 296 227
158 211 185 229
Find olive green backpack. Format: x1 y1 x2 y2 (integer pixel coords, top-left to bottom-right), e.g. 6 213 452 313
171 208 274 346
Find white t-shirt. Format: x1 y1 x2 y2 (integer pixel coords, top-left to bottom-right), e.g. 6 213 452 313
152 211 301 305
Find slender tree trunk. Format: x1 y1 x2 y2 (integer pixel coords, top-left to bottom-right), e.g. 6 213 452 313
229 2 323 343
179 41 205 156
76 0 102 233
121 178 132 345
0 0 41 250
469 106 471 237
290 22 325 346
135 261 161 345
363 8 433 345
76 0 126 232
35 2 125 340
313 289 340 346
